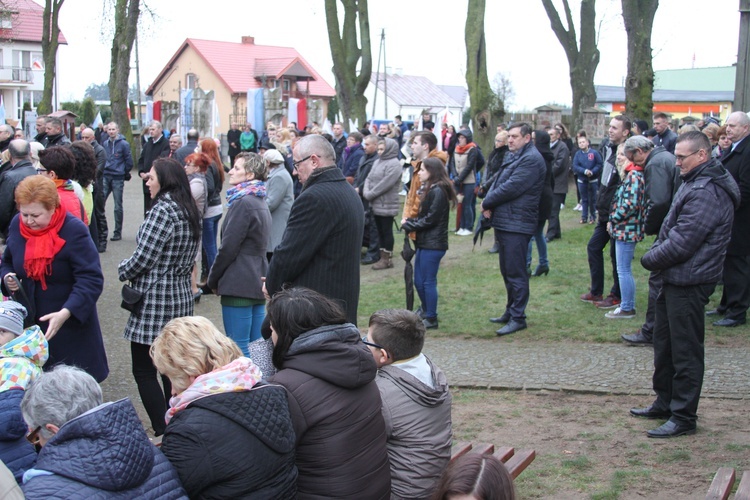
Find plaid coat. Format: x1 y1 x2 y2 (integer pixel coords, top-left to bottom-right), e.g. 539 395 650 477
118 194 199 345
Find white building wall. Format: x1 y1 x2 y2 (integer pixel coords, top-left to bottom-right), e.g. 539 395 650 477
0 40 49 125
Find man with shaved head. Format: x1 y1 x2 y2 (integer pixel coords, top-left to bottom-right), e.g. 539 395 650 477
0 139 35 238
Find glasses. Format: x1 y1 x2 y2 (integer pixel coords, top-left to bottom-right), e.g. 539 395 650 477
676 150 702 162
36 168 47 174
361 336 388 357
293 155 312 169
26 425 42 451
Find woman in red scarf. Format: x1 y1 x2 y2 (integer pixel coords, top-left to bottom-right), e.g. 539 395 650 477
0 176 108 382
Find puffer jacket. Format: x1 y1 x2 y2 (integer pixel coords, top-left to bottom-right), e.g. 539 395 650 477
401 184 450 251
0 389 36 485
0 325 48 392
161 386 297 499
609 164 645 242
481 141 545 235
21 398 187 499
643 146 680 235
642 159 740 286
269 323 391 499
363 138 402 217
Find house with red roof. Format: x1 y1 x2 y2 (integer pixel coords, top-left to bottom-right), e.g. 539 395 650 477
146 36 336 133
0 0 66 126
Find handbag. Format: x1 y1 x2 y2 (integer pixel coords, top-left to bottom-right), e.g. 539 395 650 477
120 269 169 314
7 275 36 328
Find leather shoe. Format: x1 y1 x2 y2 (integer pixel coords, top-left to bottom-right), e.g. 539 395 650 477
110 234 122 241
621 331 653 346
630 404 671 419
490 312 511 324
496 319 527 336
705 309 724 317
712 317 746 327
647 419 696 438
422 317 439 329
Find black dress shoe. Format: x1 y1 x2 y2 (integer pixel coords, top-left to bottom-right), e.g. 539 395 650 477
97 245 107 253
422 317 439 329
621 331 653 346
489 312 511 324
496 319 527 336
110 234 122 241
705 309 724 317
647 419 696 438
630 404 671 419
712 317 746 327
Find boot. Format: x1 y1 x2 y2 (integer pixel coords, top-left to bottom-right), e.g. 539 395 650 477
372 249 393 270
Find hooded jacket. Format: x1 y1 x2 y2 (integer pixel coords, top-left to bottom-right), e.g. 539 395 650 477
642 159 740 286
269 323 391 499
102 133 134 178
21 398 187 499
451 129 481 185
376 355 452 499
0 389 37 485
364 138 403 217
0 325 48 392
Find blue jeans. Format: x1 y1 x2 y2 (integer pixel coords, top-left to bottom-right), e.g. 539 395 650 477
102 175 124 236
203 214 222 271
578 180 599 222
459 183 476 231
526 220 549 268
414 248 446 319
222 304 265 357
615 240 637 311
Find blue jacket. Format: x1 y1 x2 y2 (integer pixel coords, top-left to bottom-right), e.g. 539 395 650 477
343 144 364 179
572 148 603 183
481 141 545 235
22 399 187 499
0 389 36 485
102 134 133 177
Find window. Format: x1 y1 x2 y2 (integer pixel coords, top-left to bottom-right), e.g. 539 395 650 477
0 12 12 29
185 73 197 90
282 79 291 91
15 90 43 119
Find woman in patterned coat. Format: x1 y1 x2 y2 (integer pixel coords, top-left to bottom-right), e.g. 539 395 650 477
118 157 201 436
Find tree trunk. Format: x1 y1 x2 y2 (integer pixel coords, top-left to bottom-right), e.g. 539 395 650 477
324 0 371 130
108 0 139 156
541 0 600 133
465 0 498 154
38 0 64 115
622 0 658 123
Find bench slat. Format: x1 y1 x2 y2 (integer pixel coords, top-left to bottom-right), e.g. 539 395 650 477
706 467 736 500
494 446 515 463
450 442 473 462
504 449 536 480
736 470 750 500
472 443 495 456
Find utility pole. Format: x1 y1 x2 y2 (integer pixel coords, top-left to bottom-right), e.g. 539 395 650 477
371 29 387 119
735 0 750 111
135 34 143 129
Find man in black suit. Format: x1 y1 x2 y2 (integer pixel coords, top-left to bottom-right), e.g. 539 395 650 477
137 120 170 216
265 134 364 324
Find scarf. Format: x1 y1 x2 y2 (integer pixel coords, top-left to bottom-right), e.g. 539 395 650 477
226 180 266 208
455 142 477 154
53 178 75 192
165 357 263 423
19 205 66 290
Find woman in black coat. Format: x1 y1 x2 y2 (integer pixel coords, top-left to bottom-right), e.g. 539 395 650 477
527 130 554 276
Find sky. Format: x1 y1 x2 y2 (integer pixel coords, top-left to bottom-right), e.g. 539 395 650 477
55 0 742 113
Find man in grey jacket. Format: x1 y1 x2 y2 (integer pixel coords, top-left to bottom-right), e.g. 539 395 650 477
365 309 452 499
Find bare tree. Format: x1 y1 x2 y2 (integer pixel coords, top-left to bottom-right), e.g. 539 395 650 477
107 0 139 153
622 0 658 122
492 71 515 110
324 0 372 129
541 0 600 132
38 0 64 115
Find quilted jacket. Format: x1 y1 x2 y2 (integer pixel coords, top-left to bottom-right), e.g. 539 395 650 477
609 164 645 242
21 398 187 499
0 389 36 484
160 386 297 499
364 138 403 217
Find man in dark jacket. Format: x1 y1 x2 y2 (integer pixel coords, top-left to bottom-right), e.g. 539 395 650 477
265 134 364 324
621 137 680 345
632 132 739 438
137 121 170 216
484 131 509 253
482 122 545 336
82 128 109 252
0 125 13 153
709 111 750 327
331 122 347 169
581 115 631 307
342 131 364 182
545 126 570 241
33 116 47 144
356 135 381 265
174 128 199 166
101 122 133 242
226 122 241 167
0 140 35 239
652 112 677 154
42 118 71 147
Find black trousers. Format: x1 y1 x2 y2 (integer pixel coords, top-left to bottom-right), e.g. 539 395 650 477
141 178 152 217
496 229 532 321
652 283 714 426
94 174 107 246
639 268 663 341
586 219 620 298
374 215 395 252
545 193 566 240
131 342 171 436
718 254 750 321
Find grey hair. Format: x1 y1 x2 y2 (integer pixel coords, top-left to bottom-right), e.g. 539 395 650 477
150 120 163 130
729 111 750 127
21 365 103 439
623 135 655 155
235 152 268 181
295 134 336 164
170 135 183 145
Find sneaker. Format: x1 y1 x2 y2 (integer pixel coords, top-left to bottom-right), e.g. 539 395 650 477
580 292 603 303
605 307 636 319
594 294 621 309
574 203 583 211
456 228 472 236
560 203 565 210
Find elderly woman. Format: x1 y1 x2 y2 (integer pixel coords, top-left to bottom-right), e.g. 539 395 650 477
207 152 270 356
1 176 108 382
263 149 293 262
152 316 297 498
268 287 391 498
119 157 201 437
183 152 210 301
19 365 186 498
363 137 402 270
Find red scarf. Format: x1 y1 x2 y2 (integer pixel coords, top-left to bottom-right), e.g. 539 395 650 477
19 205 67 290
455 142 477 154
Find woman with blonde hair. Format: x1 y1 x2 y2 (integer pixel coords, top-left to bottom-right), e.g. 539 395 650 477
152 316 297 498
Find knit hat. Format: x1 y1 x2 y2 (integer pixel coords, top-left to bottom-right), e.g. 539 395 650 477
0 301 27 336
264 149 285 165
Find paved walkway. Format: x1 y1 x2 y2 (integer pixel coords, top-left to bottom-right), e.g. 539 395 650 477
423 338 749 399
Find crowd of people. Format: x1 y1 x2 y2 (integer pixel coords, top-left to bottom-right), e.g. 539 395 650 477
0 107 747 497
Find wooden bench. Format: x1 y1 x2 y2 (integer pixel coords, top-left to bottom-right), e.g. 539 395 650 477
450 441 536 480
706 467 750 500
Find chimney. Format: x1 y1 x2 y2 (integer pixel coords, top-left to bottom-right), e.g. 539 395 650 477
241 36 255 45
